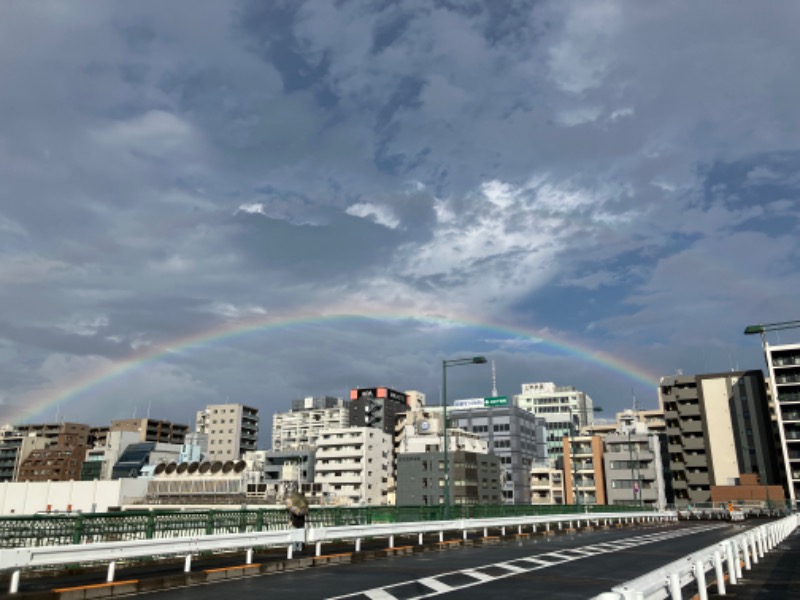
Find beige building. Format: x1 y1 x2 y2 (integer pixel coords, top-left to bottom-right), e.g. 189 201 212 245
530 462 565 504
110 418 188 444
314 427 393 506
195 403 259 460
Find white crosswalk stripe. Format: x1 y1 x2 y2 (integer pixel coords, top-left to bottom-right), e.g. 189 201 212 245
327 524 728 600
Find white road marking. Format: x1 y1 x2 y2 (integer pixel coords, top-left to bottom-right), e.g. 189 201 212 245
326 524 728 600
461 569 496 581
417 578 451 593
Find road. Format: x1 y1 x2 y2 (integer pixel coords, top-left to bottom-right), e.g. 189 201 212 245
133 521 747 599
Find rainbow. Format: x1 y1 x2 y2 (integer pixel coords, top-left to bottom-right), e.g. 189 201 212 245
11 311 660 424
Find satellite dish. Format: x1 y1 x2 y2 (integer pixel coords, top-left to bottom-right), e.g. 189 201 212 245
154 463 166 475
187 462 199 474
199 462 211 474
165 462 177 474
222 460 234 473
177 462 188 474
210 461 223 474
234 460 247 473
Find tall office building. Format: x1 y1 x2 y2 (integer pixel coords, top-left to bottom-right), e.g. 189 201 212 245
659 371 780 507
514 382 596 459
447 399 548 504
195 403 259 460
762 342 800 508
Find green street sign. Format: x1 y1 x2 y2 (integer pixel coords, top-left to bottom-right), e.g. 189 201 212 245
484 396 508 407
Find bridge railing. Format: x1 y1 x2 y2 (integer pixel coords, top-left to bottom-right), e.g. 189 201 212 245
593 513 799 600
0 503 653 548
0 510 674 594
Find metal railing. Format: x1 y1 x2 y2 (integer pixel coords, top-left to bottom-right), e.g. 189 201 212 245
593 513 799 600
0 503 652 548
1 510 675 594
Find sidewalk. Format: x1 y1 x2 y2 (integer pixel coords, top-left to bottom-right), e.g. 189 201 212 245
710 529 800 599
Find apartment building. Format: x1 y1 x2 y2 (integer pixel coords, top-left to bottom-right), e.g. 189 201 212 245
396 451 503 506
314 427 393 506
530 462 565 505
563 435 606 505
763 342 800 508
603 422 667 509
272 396 349 452
195 403 259 460
659 371 780 507
0 428 48 482
514 382 596 460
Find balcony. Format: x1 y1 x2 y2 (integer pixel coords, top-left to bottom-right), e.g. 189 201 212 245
677 404 701 418
686 471 709 486
681 420 703 434
683 436 706 451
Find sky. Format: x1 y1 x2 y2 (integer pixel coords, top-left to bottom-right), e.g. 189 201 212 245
1 1 799 441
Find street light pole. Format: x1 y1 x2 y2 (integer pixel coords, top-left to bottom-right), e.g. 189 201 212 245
442 356 487 517
569 406 579 507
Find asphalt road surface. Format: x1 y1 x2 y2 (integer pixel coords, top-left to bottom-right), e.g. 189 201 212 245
133 521 748 599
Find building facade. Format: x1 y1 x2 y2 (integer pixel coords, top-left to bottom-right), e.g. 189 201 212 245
195 403 259 460
659 371 780 507
603 425 667 508
530 462 565 505
314 427 393 506
110 419 188 445
348 387 409 437
272 396 349 452
563 435 606 505
763 342 800 508
447 402 548 504
396 450 503 506
514 382 596 460
0 430 48 482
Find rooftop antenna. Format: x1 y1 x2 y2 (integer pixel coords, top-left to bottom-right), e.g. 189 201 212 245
632 387 638 412
491 360 498 397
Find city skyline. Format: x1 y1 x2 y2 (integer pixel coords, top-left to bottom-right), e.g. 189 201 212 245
1 2 798 425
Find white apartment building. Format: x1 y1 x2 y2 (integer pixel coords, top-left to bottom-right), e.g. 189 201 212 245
763 342 800 508
514 382 595 459
314 427 392 506
395 408 489 455
195 403 259 461
272 396 349 452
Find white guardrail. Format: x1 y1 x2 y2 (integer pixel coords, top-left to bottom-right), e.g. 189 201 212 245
594 513 800 600
0 511 673 594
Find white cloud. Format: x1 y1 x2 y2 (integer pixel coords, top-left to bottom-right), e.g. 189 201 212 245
345 202 401 229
